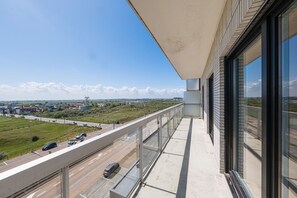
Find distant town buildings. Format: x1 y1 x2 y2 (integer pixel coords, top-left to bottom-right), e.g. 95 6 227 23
0 98 179 115
78 105 91 111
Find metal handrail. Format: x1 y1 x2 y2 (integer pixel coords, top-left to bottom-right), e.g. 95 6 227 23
0 103 183 198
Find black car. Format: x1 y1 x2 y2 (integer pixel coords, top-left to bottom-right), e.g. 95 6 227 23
42 142 57 151
75 133 87 140
103 162 119 178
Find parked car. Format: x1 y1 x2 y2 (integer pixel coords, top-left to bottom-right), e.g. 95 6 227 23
42 142 57 151
75 133 87 140
103 162 120 178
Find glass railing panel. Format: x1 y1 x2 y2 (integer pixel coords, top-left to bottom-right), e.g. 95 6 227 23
142 119 158 141
161 114 169 147
69 129 139 198
109 129 140 198
169 118 174 136
20 172 62 198
142 118 159 173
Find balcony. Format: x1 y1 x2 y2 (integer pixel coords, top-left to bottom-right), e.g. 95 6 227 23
136 118 232 198
0 104 232 198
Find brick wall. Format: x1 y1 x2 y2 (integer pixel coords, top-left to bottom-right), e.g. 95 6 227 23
201 0 266 173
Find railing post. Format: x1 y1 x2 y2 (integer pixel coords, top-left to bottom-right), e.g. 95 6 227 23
62 166 69 198
173 109 176 130
257 108 261 139
139 126 143 182
167 113 170 138
158 116 163 151
168 112 171 136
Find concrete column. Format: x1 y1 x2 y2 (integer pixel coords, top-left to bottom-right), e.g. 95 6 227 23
158 116 163 151
62 166 69 198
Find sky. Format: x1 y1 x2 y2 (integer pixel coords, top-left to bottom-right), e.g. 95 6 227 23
244 58 262 98
0 0 184 100
244 35 297 98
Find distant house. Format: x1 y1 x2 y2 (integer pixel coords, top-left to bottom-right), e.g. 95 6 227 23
79 105 91 111
44 103 55 111
15 106 38 115
0 106 8 114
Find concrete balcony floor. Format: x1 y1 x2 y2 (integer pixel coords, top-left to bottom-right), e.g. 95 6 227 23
136 118 233 198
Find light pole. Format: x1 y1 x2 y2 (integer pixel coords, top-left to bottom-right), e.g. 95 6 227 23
29 121 33 152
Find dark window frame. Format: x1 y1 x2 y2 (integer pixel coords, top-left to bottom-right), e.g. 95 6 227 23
208 74 214 144
225 1 296 197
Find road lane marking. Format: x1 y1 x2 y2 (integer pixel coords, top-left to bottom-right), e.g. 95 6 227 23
79 166 85 171
53 182 60 187
69 173 74 177
3 162 8 166
90 158 97 163
36 191 46 197
92 153 103 161
79 194 87 198
26 191 38 198
87 161 93 165
32 151 42 157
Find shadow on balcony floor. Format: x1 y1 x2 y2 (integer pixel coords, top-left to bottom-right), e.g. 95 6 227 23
135 118 232 198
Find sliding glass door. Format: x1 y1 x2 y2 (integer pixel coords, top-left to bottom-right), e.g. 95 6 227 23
227 1 297 197
233 35 262 197
280 2 297 197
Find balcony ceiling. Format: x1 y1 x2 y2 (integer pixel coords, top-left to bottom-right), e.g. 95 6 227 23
128 0 227 79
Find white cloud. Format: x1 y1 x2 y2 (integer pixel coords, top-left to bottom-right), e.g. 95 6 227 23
244 79 261 97
0 82 185 100
286 77 297 97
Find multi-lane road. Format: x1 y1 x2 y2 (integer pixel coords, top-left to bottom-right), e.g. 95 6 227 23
22 120 160 198
15 115 108 128
23 136 137 198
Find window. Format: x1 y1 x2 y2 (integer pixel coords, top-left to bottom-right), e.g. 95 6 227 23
234 35 262 197
280 2 297 197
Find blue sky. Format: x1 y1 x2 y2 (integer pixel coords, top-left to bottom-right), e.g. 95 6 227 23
244 57 262 97
244 35 297 97
0 0 184 100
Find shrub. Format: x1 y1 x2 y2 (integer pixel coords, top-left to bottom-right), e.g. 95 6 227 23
0 152 8 160
32 136 39 142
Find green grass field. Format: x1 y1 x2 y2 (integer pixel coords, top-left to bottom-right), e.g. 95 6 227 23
0 116 95 161
70 101 179 124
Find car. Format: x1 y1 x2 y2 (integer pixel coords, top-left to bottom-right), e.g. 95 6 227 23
67 139 78 146
42 142 57 151
103 162 120 178
75 133 87 140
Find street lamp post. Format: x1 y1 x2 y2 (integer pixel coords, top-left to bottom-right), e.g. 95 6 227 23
29 121 33 152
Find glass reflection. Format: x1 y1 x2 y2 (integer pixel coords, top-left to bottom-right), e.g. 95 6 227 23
281 2 297 197
236 35 262 197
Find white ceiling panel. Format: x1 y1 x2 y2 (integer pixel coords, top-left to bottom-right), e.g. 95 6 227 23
128 0 227 79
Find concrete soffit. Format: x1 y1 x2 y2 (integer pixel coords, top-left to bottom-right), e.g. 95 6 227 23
128 0 227 80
